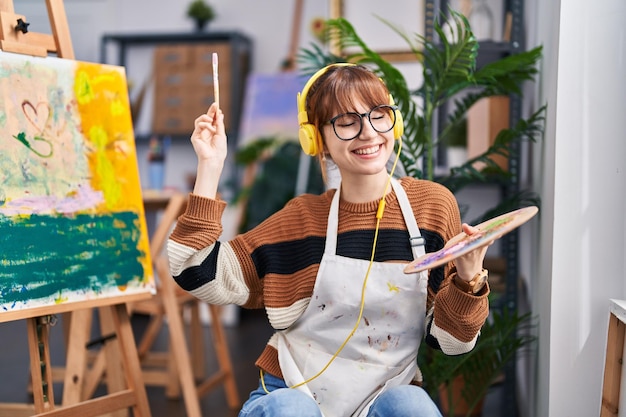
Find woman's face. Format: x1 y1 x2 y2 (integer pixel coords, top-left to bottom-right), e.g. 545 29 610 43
322 100 396 180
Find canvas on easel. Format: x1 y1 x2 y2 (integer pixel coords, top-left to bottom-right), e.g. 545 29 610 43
0 50 155 321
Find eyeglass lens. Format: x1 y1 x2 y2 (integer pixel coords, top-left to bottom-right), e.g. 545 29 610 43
331 105 396 141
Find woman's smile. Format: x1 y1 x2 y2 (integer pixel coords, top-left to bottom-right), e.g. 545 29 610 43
352 143 383 156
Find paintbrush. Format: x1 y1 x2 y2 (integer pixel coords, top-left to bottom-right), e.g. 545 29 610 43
212 52 219 109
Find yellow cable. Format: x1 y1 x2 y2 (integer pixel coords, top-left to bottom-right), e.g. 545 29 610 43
260 368 269 392
260 138 404 394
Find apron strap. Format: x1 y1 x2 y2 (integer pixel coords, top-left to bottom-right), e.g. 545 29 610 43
390 179 426 260
325 188 341 255
325 178 426 260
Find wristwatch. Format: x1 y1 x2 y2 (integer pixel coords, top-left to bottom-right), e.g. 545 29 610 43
454 269 488 294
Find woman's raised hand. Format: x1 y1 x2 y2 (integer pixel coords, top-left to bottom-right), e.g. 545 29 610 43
191 102 228 166
190 103 228 198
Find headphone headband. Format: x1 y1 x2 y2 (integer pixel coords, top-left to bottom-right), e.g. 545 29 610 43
297 63 355 126
296 63 403 156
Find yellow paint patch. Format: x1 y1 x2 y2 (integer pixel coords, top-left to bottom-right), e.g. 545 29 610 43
73 62 141 213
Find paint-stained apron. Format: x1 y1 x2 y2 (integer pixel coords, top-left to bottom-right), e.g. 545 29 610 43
277 178 428 417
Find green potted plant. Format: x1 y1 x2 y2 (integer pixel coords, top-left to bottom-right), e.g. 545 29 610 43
419 305 536 417
298 11 546 223
186 0 215 31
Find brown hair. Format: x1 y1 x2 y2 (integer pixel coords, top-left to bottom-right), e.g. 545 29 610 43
304 64 391 180
305 64 390 135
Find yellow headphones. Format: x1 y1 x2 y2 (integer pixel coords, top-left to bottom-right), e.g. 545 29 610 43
296 63 404 156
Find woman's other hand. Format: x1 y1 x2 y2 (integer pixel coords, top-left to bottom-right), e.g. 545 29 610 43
452 223 490 281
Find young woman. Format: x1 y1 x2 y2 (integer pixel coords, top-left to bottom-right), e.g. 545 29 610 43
167 64 490 417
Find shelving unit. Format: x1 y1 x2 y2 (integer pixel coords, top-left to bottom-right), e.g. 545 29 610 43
99 31 252 145
424 1 526 416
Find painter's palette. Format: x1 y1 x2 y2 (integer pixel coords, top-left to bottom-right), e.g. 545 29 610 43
404 206 539 274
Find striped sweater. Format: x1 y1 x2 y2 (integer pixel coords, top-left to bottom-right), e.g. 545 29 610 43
167 176 489 381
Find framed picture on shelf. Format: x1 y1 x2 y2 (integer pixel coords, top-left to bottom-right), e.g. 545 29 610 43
329 0 424 62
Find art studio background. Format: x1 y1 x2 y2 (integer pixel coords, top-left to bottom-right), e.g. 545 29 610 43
7 1 626 417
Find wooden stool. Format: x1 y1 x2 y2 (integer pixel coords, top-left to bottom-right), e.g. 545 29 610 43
80 193 240 416
130 193 241 416
136 257 241 415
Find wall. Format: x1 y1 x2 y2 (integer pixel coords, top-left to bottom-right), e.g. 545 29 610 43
534 1 626 416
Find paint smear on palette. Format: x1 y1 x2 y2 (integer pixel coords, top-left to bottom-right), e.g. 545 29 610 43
404 206 539 274
0 51 153 315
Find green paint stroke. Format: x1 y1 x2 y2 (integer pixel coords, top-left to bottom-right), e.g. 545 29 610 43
0 212 148 308
11 132 54 158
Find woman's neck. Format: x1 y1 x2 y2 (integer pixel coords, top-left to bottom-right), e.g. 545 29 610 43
338 171 393 203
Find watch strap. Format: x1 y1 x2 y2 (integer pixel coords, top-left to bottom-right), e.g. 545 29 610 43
454 268 488 294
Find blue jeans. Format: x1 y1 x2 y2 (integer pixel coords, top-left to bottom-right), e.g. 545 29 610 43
239 373 443 417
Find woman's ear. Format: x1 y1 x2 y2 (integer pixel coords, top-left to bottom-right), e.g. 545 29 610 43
321 141 330 157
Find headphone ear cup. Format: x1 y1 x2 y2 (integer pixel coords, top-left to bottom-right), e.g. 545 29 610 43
388 95 404 139
299 124 320 156
393 109 404 139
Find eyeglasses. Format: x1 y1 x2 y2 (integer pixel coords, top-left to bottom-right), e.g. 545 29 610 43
328 105 397 141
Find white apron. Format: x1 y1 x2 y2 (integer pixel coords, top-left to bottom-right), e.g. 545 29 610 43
277 179 428 417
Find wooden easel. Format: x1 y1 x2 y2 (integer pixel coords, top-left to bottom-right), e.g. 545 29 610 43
0 1 151 416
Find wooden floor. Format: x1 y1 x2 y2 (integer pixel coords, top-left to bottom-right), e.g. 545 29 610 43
0 308 504 417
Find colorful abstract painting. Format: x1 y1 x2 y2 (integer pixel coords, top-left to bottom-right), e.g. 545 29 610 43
0 51 153 319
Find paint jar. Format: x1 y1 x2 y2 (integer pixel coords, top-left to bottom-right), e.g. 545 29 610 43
149 161 165 190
